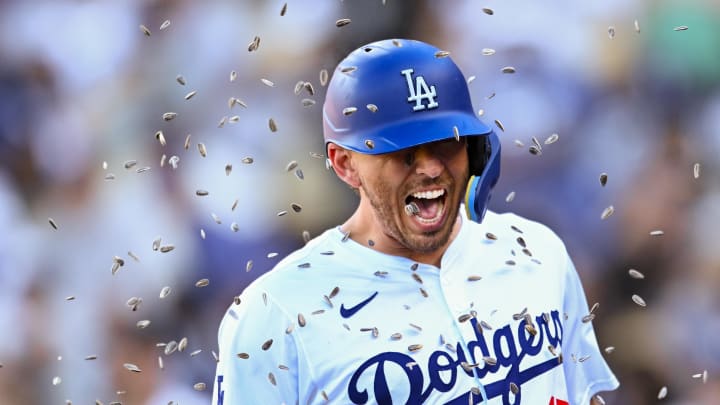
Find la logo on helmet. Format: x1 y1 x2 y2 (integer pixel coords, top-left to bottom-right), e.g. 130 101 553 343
401 68 439 111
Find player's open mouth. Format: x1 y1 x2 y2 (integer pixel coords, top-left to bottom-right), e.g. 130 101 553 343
404 188 447 227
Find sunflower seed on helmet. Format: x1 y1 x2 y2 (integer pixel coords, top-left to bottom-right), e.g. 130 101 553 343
505 191 516 203
262 339 273 351
545 133 559 144
248 35 260 52
501 66 516 74
600 205 614 220
650 230 664 236
176 74 186 85
242 157 254 164
494 119 505 132
159 286 171 299
319 69 329 86
301 98 316 107
453 125 460 141
184 90 197 100
139 24 151 36
343 107 357 116
136 320 151 329
634 19 641 33
366 104 378 112
599 173 608 186
335 18 351 27
160 245 175 253
408 344 423 352
52 376 62 386
195 189 209 197
340 66 357 74
162 112 177 121
124 363 142 372
364 140 375 149
434 50 450 58
657 386 667 399
298 313 306 327
673 25 688 31
481 48 496 56
631 294 646 307
195 278 209 288
269 118 277 132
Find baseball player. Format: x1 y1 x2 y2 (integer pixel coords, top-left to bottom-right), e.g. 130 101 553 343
212 39 618 404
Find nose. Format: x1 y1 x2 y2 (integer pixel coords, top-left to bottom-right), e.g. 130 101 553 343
413 146 443 179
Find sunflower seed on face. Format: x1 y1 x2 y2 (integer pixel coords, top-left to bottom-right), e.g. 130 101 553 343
342 107 357 116
136 320 151 329
298 313 306 327
657 386 667 399
162 112 177 121
650 230 664 236
366 103 378 113
544 133 559 144
242 157 254 164
501 66 516 74
124 363 142 373
335 18 351 27
408 344 423 352
319 69 329 86
599 173 608 186
194 278 209 288
674 25 688 31
262 339 273 351
140 24 151 36
494 119 505 132
600 205 615 220
631 294 646 307
268 118 277 132
184 90 197 100
248 35 260 52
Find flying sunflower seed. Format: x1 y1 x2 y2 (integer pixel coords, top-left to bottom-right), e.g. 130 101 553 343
261 78 274 87
164 155 177 168
631 294 646 307
482 48 496 56
65 295 75 301
608 26 616 39
582 314 595 323
501 66 516 74
154 130 167 146
229 71 238 83
505 191 516 203
408 344 423 352
302 230 311 243
467 75 476 84
159 286 171 299
48 217 58 230
650 230 664 236
193 382 206 391
343 107 357 116
248 36 260 52
231 222 239 232
124 363 141 373
280 3 287 16
319 69 329 86
164 341 178 355
529 145 542 155
634 19 641 33
298 313 306 327
277 210 288 217
218 116 227 127
262 339 273 351
225 164 232 176
604 346 615 354
268 372 277 386
242 157 254 164
485 232 498 240
545 133 559 144
139 24 151 36
335 18 351 27
237 352 249 359
160 154 166 167
200 229 206 239
196 189 209 197
269 118 277 132
162 112 177 121
245 260 253 272
303 82 315 96
184 90 197 100
673 25 688 31
365 140 375 149
136 320 151 329
366 103 378 113
159 20 171 30
229 115 240 123
482 7 494 15
85 355 97 360
657 386 667 399
693 162 701 179
190 349 202 357
197 143 207 157
301 98 316 107
599 173 608 187
291 203 302 213
52 376 62 385
600 205 614 220
176 75 186 85
340 66 357 74
160 245 175 253
494 119 505 132
124 160 137 169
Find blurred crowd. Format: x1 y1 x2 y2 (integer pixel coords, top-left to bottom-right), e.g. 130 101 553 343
0 0 718 403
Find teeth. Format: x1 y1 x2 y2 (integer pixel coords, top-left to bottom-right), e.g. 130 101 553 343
411 189 445 200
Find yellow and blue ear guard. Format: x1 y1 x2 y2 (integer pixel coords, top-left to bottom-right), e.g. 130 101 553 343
323 38 501 224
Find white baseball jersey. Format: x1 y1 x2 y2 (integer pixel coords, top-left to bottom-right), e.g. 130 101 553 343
212 210 619 404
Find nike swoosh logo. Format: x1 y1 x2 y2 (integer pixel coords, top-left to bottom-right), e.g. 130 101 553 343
340 292 379 319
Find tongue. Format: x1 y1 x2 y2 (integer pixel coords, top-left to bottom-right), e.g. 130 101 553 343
412 197 441 219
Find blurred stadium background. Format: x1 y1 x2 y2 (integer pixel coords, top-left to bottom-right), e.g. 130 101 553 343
0 0 718 403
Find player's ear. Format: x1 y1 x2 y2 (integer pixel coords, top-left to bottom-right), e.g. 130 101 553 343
327 143 361 189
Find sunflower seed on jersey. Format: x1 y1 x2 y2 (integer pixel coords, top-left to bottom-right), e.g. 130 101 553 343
237 351 250 360
545 133 559 144
184 90 197 100
501 66 516 74
285 323 295 334
124 363 141 372
319 69 329 86
512 308 528 320
248 35 260 52
494 119 505 132
434 50 450 58
631 294 646 307
391 332 402 340
458 314 472 323
276 210 288 217
483 356 497 365
599 173 608 186
343 107 358 116
485 232 498 241
280 2 288 16
296 313 307 327
139 24 151 36
657 386 667 399
176 74 186 85
162 112 177 121
366 103 378 113
674 25 688 31
233 295 241 305
241 157 254 164
509 382 519 394
262 339 273 351
374 271 388 277
408 344 423 352
411 273 423 284
335 18 351 27
600 205 614 220
419 288 429 298
268 372 278 386
136 320 151 329
505 260 516 266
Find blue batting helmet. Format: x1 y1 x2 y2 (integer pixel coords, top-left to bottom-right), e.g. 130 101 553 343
323 38 500 223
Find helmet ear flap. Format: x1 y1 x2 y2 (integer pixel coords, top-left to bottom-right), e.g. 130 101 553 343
464 132 501 223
